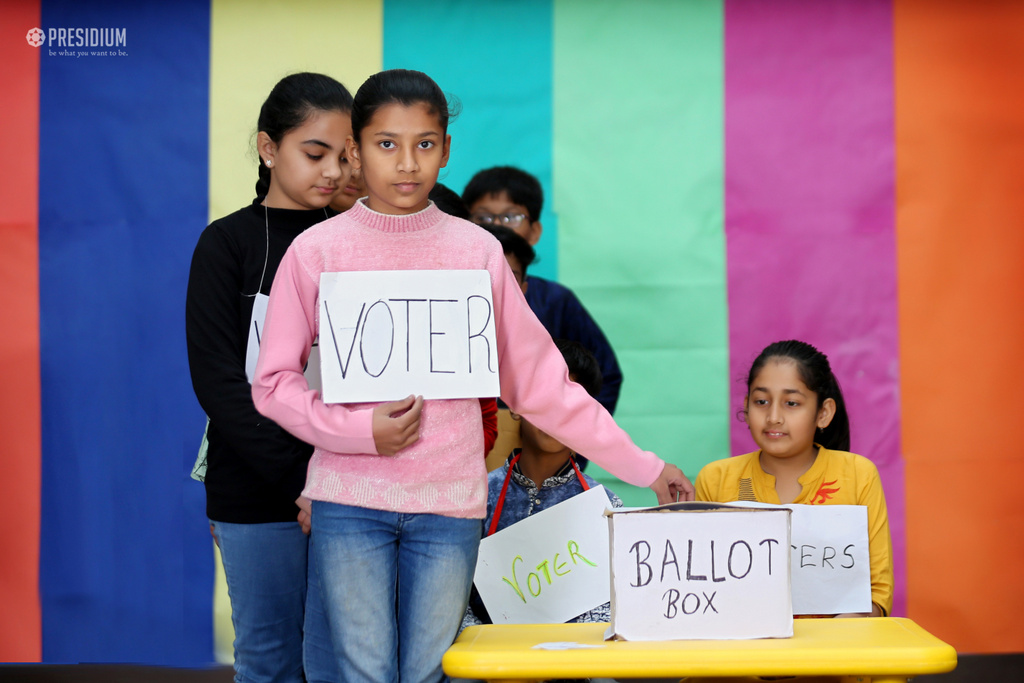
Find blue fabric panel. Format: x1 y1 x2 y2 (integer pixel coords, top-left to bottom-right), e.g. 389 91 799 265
38 0 213 665
382 0 557 279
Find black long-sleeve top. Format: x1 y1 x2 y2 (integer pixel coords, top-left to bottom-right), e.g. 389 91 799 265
186 199 332 523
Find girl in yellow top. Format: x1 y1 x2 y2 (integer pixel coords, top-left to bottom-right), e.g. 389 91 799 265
696 340 893 617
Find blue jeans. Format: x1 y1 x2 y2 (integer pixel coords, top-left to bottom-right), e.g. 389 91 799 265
312 502 482 683
211 520 339 683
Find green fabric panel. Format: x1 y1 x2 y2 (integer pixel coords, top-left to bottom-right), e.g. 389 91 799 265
553 0 728 506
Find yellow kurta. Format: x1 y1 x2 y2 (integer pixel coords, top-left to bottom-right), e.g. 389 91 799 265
695 447 893 616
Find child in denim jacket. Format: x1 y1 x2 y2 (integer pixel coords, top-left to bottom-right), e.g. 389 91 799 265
462 339 622 629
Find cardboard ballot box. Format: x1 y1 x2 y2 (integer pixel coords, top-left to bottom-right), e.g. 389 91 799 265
606 502 792 641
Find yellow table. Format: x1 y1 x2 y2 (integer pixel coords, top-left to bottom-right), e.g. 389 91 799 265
443 618 956 682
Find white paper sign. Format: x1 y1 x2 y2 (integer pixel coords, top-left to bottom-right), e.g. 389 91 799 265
608 503 792 641
245 293 321 391
244 294 270 383
473 486 613 625
727 502 871 615
318 270 499 403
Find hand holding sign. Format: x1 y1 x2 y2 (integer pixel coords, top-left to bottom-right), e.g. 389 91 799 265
372 395 423 455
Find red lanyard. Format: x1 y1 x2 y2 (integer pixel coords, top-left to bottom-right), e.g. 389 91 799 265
486 451 589 537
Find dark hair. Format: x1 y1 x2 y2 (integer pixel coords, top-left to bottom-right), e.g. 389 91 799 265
255 73 353 198
429 183 469 219
462 166 543 222
555 339 602 398
483 225 535 277
746 340 851 451
351 69 455 143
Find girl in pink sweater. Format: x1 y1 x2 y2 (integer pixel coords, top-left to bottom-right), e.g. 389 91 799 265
252 69 692 683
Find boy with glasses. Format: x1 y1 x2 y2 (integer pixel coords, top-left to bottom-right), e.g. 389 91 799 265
463 166 623 420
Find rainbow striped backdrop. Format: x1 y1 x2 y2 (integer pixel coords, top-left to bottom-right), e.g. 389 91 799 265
2 0 1022 666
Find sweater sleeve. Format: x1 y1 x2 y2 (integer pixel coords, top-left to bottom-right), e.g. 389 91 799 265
492 252 665 489
251 246 377 454
185 225 309 498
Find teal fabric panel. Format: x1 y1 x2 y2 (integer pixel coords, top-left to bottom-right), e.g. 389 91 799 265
383 0 557 279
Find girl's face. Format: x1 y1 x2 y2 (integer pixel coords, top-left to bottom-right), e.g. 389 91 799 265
259 109 352 210
347 102 450 215
745 359 835 465
330 166 366 212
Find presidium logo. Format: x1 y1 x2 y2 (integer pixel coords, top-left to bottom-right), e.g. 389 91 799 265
26 28 45 47
25 26 128 57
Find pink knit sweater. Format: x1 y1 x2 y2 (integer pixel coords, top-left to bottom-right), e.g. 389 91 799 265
252 200 665 518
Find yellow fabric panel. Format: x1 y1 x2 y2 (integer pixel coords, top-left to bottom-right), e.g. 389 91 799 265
209 0 382 222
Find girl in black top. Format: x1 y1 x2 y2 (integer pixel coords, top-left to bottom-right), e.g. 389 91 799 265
185 72 352 683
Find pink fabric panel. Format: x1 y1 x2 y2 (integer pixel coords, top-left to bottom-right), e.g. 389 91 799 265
725 0 904 615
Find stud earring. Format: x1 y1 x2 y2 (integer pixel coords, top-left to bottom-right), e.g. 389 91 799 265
265 159 273 168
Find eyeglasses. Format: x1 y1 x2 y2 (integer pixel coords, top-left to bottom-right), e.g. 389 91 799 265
471 211 529 229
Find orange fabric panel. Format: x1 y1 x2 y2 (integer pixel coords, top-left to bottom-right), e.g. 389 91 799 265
905 461 1024 652
896 0 1024 654
0 3 42 662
